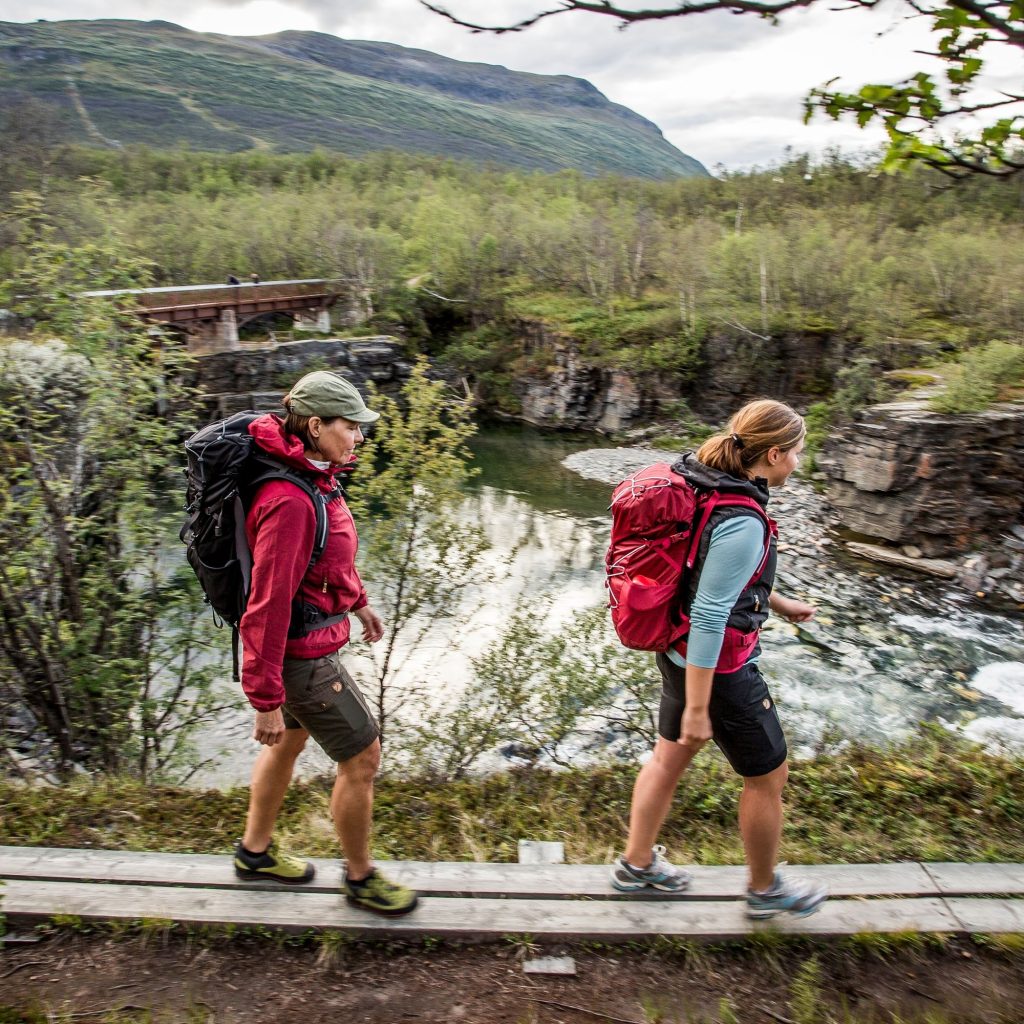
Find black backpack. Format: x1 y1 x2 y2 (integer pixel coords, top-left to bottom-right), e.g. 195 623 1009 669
180 412 348 678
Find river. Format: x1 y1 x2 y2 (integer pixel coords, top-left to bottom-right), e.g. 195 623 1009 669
193 425 1024 786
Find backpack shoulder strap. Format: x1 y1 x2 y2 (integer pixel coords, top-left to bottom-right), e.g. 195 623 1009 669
246 459 332 570
713 495 777 588
685 492 774 572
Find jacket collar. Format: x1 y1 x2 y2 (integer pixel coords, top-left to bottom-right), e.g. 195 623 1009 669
248 413 354 492
671 451 770 508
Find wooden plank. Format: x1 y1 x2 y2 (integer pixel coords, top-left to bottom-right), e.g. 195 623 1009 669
923 863 1024 896
944 898 1024 933
0 879 963 941
0 847 940 901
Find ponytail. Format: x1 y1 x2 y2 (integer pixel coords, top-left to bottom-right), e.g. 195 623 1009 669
696 399 805 479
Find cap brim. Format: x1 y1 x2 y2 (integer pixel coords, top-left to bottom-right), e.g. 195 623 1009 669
349 409 380 424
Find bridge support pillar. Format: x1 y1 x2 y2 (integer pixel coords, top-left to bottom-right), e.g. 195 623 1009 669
217 308 240 349
294 309 332 334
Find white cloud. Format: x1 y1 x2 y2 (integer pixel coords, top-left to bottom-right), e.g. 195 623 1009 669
188 0 319 35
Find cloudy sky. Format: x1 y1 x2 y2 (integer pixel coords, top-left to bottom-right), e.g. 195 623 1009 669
4 0 1021 170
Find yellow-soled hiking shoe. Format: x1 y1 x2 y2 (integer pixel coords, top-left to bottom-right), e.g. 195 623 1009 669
343 868 419 916
233 839 315 885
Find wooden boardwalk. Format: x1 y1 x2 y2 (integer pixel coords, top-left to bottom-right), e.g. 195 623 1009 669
1 847 1022 941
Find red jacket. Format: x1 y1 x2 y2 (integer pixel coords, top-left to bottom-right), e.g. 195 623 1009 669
239 414 368 712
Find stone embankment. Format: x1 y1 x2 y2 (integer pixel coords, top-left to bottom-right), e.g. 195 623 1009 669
818 399 1024 603
192 336 409 420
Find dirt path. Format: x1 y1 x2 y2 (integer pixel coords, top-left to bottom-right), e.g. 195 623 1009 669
2 931 1022 1023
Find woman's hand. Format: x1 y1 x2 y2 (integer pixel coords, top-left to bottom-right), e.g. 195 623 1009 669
771 594 816 623
678 707 713 748
253 708 285 746
354 605 385 643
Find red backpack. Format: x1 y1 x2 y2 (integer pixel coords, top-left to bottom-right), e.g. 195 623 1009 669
605 463 771 652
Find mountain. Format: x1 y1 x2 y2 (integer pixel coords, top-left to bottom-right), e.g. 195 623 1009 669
0 19 708 180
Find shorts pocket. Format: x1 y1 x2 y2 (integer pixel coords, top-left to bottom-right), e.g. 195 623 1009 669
283 657 345 712
711 669 787 776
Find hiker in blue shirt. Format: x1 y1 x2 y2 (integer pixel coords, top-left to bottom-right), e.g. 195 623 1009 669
610 399 828 919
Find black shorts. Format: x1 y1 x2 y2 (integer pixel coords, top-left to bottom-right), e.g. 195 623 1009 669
280 651 379 763
656 653 787 778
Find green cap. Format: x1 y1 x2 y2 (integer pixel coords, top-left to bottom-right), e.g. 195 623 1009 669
285 370 380 424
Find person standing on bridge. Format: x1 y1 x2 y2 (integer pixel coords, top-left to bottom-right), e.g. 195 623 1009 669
232 370 418 917
610 399 828 920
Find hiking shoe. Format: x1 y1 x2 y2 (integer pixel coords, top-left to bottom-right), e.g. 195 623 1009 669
233 839 315 885
610 845 692 893
746 871 828 920
343 868 419 916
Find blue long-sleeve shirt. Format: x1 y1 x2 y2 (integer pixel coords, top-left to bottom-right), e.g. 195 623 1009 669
666 515 765 669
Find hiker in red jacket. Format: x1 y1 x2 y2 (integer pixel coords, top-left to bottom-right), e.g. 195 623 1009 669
232 370 417 916
610 399 827 919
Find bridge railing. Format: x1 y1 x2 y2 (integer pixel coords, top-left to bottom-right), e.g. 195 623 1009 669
80 279 342 307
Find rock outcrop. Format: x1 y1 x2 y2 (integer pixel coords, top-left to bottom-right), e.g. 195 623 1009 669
693 329 850 419
191 336 409 420
819 399 1024 558
512 321 852 431
518 354 658 434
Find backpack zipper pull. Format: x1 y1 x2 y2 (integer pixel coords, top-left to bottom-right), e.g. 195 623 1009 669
322 573 328 594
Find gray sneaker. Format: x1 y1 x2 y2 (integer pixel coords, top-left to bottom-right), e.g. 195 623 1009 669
746 870 828 919
610 845 692 893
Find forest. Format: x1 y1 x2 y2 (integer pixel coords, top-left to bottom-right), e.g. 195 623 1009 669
3 129 1023 418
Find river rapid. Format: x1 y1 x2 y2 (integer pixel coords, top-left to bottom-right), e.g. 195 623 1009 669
194 425 1024 786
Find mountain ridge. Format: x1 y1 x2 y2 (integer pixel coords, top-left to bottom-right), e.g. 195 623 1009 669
0 19 708 180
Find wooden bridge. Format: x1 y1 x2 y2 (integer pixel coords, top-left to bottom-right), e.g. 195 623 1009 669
80 279 343 351
2 847 1022 941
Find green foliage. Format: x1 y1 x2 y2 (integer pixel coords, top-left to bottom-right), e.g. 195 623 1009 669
5 145 1024 418
315 929 355 967
3 726 1022 865
442 323 523 414
507 292 703 377
801 401 833 477
929 340 1024 413
0 226 226 780
828 357 896 420
717 997 740 1024
344 358 487 744
789 956 825 1024
414 604 653 777
804 2 1024 178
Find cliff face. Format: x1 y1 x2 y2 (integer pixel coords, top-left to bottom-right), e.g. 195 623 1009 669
514 322 654 433
191 336 409 422
693 329 849 420
511 321 849 432
818 400 1024 557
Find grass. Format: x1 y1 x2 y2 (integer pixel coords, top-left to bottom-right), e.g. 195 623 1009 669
929 340 1024 413
1 727 1022 865
505 291 703 375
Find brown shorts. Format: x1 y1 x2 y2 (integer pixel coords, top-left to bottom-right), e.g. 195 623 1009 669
281 651 379 763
